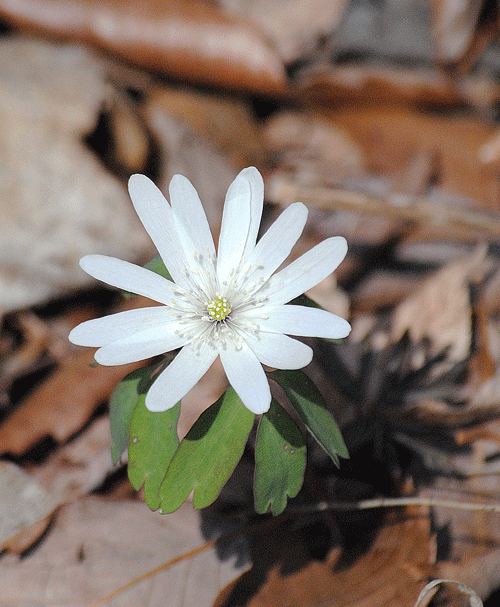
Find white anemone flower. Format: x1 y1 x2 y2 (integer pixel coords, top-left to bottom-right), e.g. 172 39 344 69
69 167 351 414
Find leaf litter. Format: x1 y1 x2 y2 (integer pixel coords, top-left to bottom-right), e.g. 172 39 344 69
2 1 500 606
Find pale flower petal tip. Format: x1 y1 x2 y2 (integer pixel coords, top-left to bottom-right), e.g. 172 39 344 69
128 173 155 196
329 235 348 264
71 167 351 414
67 325 81 346
246 397 271 415
144 391 170 413
79 253 99 271
337 318 352 339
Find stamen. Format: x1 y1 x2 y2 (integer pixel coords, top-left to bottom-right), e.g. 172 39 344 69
206 295 232 321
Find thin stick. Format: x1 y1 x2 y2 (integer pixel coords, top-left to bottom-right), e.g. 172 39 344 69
89 540 218 607
268 177 500 239
293 496 500 514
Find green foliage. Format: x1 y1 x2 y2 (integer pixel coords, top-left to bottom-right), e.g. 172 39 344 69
109 364 157 464
254 400 306 515
290 293 322 309
271 369 348 466
128 397 180 510
159 388 254 513
109 286 348 516
143 254 172 280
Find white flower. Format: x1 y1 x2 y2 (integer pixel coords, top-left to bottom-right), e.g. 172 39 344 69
69 167 351 414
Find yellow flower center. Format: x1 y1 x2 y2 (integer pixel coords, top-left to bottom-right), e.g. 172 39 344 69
206 295 231 321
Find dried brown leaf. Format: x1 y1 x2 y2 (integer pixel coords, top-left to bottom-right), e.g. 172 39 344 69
323 104 500 211
392 246 488 366
0 348 139 456
352 270 423 312
0 462 57 552
0 36 152 312
0 498 245 606
268 177 500 245
429 0 484 64
264 110 365 185
299 64 482 109
0 296 154 456
0 314 52 383
415 579 484 607
106 90 152 175
0 0 287 95
32 416 115 505
220 0 348 63
420 476 500 602
216 508 433 607
148 86 264 172
0 418 118 554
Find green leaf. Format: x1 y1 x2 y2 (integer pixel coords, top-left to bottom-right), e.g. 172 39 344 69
109 364 157 464
271 369 348 466
159 388 254 513
143 254 172 280
254 400 306 516
128 397 180 511
289 293 322 309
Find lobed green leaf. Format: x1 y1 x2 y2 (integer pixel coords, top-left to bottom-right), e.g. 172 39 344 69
271 369 348 466
128 396 180 511
254 400 306 516
109 364 157 464
159 388 254 513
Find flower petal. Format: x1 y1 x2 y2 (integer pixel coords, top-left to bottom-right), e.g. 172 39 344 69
247 202 307 285
240 167 264 258
145 343 218 411
264 237 348 305
247 332 313 369
169 174 216 259
217 171 251 282
128 174 193 291
220 342 271 414
80 255 174 305
69 306 176 347
94 323 188 366
249 305 351 339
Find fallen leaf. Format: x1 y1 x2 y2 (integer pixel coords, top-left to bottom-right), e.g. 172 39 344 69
0 462 57 551
215 507 433 607
335 0 434 65
0 36 152 313
147 85 264 172
264 110 365 185
391 245 489 366
429 0 486 64
0 0 287 95
419 474 500 602
415 579 485 607
0 296 153 456
0 349 139 456
0 418 116 554
0 497 246 606
299 63 500 111
267 175 500 246
32 416 115 505
322 103 500 210
220 0 348 63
